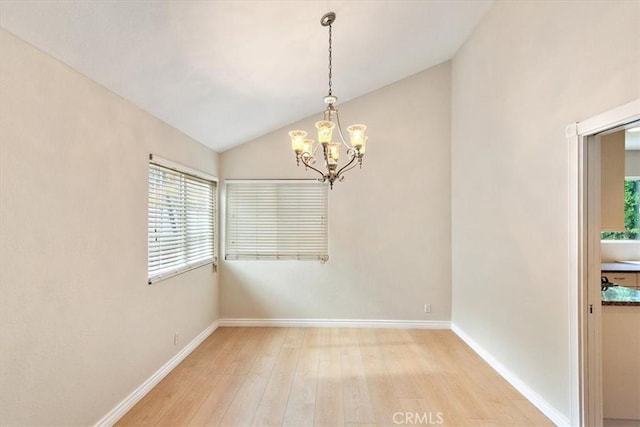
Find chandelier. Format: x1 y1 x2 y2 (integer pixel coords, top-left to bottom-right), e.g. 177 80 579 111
289 12 368 189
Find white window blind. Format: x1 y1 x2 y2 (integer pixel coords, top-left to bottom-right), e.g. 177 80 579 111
225 181 328 261
148 157 217 284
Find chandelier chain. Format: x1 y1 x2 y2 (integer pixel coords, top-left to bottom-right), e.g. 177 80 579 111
327 23 332 96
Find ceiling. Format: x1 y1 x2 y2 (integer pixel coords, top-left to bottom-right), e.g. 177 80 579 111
0 1 493 152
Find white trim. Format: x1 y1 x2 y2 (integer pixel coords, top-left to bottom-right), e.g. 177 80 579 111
566 123 578 137
148 258 215 285
567 128 581 427
94 321 219 427
576 99 640 136
149 154 218 182
224 179 322 184
601 239 640 244
218 318 450 329
452 324 570 427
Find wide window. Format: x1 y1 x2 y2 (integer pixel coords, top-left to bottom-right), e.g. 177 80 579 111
148 155 217 284
225 180 328 261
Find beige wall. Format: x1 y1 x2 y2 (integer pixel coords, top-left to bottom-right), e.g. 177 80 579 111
220 62 452 322
0 30 219 425
451 0 640 421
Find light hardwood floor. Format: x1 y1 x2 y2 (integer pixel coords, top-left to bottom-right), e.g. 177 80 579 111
117 327 553 426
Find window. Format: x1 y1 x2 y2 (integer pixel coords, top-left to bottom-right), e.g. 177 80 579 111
148 155 217 284
601 178 639 240
225 180 328 261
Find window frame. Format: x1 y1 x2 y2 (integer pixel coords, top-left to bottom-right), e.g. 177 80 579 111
224 179 329 262
148 154 218 284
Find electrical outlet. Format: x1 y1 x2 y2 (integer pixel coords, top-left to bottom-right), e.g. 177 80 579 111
174 332 179 346
424 304 432 313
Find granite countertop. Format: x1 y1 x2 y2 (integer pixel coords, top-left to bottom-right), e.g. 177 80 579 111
602 285 640 306
601 262 640 272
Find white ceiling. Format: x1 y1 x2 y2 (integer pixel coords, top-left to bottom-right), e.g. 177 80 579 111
0 0 493 152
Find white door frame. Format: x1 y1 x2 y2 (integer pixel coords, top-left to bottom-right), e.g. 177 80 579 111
567 98 640 426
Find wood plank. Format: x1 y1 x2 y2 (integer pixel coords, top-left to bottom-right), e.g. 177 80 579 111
377 328 425 399
251 329 302 425
187 374 245 426
218 328 287 426
116 365 192 426
282 328 321 426
339 328 375 424
224 327 271 375
314 328 345 427
356 328 403 426
156 371 222 426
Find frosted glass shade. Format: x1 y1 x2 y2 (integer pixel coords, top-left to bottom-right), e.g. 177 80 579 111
315 121 335 144
289 130 307 153
328 142 340 165
358 136 368 155
347 124 367 148
302 139 314 155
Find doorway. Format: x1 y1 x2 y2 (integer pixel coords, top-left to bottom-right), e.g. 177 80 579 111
567 99 640 427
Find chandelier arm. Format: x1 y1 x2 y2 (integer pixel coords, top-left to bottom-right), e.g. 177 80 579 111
337 161 359 181
335 151 359 179
300 154 329 182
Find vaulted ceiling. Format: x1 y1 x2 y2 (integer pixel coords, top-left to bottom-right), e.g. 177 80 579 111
0 1 493 152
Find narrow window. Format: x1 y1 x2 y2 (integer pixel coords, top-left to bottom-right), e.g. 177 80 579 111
148 156 217 284
225 180 328 261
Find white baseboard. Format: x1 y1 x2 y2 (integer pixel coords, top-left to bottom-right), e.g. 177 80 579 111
94 320 219 427
451 323 570 427
218 318 450 329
